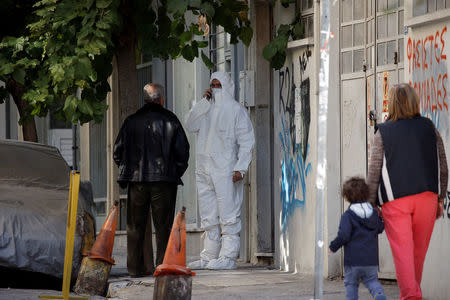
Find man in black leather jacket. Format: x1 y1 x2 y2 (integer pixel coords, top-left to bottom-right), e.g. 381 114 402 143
113 83 190 277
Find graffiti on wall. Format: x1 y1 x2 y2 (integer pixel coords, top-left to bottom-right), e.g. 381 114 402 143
407 26 449 132
278 51 312 232
407 26 450 220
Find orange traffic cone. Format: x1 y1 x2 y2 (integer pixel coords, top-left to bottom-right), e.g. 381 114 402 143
154 207 195 277
84 201 119 264
74 201 119 296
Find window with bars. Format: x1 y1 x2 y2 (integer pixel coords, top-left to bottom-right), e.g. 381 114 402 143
341 0 370 73
136 52 152 107
209 26 232 72
413 0 450 17
341 0 404 74
376 0 404 67
299 0 314 38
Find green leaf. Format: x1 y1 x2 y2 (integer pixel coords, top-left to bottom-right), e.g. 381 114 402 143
197 41 208 48
292 22 304 40
181 45 195 61
49 64 65 83
280 0 296 8
263 42 277 60
173 21 185 36
12 68 26 85
277 24 291 36
167 0 188 15
201 3 214 17
191 40 199 55
271 51 287 70
239 26 253 47
63 95 78 119
0 63 14 75
180 31 192 44
32 105 41 115
78 99 94 116
75 57 93 79
89 70 98 82
96 0 112 9
96 20 110 29
201 51 214 69
273 35 289 52
189 0 202 8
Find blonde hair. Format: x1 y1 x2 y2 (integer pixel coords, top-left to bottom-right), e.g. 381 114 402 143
387 83 421 121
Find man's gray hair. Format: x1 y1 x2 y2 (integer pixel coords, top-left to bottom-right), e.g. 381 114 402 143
143 83 165 103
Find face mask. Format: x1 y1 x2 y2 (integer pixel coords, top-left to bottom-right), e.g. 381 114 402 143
211 88 221 100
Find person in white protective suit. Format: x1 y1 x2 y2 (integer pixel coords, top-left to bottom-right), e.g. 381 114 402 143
185 71 255 270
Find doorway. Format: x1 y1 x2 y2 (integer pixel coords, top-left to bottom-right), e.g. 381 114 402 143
340 0 404 279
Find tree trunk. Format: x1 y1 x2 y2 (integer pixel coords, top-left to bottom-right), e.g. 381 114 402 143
6 78 38 142
115 13 139 125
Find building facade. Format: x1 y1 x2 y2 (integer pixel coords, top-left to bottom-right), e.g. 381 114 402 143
1 1 450 298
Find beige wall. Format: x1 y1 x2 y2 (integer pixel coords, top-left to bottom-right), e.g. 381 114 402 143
271 1 318 274
404 9 450 299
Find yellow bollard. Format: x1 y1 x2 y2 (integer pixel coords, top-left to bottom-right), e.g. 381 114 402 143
39 171 88 300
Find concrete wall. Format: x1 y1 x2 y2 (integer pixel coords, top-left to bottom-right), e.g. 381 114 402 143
404 11 450 299
271 2 317 274
268 0 341 278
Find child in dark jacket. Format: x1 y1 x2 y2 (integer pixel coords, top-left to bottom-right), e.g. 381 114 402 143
329 177 386 300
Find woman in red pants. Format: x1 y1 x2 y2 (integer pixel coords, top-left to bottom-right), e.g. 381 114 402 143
367 83 448 300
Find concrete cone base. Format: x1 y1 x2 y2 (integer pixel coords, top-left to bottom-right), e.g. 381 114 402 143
74 256 112 296
153 275 192 300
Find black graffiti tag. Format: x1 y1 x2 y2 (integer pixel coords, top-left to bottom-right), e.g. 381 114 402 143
279 64 297 151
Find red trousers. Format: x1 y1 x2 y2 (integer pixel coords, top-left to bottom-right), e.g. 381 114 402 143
382 191 438 300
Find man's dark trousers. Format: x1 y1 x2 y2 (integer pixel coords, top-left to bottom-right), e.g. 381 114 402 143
126 182 177 276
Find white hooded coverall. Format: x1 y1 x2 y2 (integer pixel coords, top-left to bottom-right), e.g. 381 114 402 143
185 71 255 265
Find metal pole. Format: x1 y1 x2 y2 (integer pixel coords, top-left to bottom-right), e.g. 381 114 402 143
72 123 78 171
314 0 331 299
374 0 378 119
5 95 11 139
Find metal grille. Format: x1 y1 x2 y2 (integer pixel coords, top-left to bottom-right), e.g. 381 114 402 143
413 0 450 16
137 62 152 107
209 26 232 72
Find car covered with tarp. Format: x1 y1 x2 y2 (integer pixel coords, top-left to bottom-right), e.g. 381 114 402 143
0 139 95 279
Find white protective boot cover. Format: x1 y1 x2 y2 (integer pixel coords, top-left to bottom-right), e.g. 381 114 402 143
206 256 237 270
207 234 240 270
188 226 221 269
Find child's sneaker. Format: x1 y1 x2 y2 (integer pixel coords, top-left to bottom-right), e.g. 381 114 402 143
374 294 386 300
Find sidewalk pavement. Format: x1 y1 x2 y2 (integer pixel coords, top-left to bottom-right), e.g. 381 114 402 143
106 264 400 300
0 264 400 300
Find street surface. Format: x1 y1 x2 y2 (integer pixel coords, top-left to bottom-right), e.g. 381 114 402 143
0 265 400 299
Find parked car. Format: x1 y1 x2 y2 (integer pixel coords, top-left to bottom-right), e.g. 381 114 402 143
0 139 95 280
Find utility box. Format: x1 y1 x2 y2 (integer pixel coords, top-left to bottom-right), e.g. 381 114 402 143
239 70 255 107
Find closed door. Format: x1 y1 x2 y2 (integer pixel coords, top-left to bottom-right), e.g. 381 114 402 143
340 0 404 279
48 115 73 167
